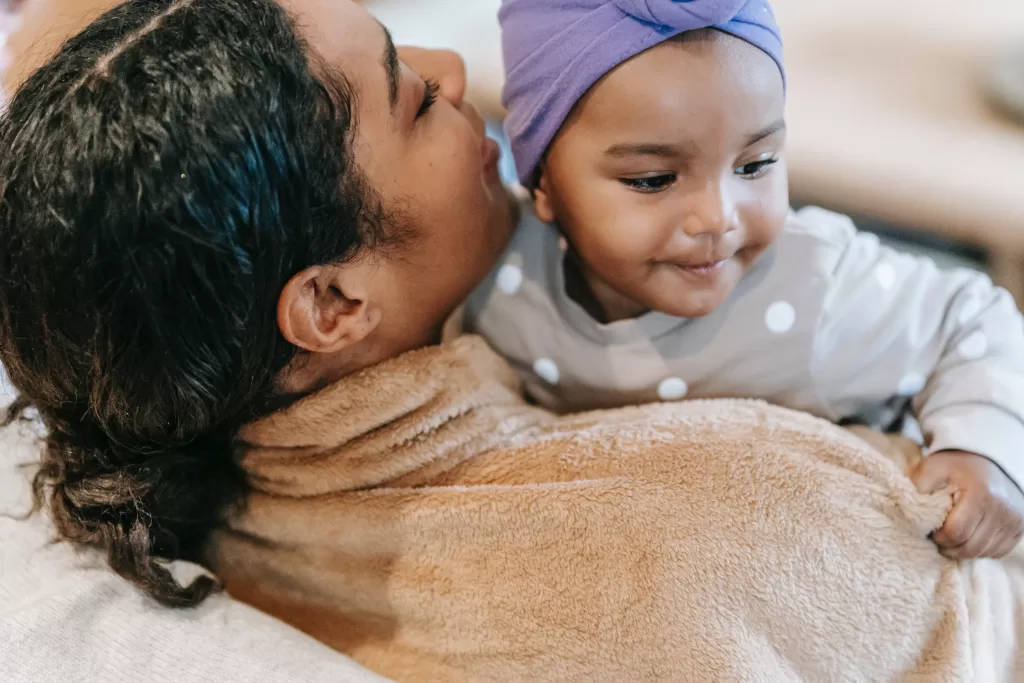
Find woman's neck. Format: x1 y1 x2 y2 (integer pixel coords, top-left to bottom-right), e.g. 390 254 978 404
281 188 521 396
243 336 546 494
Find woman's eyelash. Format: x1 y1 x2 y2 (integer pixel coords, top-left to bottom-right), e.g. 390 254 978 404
417 79 440 119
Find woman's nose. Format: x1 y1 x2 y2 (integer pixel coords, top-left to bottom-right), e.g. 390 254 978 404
396 46 467 107
681 183 734 238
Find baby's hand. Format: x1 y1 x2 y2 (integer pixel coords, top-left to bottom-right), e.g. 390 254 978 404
912 450 1024 559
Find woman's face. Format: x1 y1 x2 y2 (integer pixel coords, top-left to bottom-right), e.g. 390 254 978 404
279 0 512 354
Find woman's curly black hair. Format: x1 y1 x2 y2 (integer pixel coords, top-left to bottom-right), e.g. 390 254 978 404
0 0 391 607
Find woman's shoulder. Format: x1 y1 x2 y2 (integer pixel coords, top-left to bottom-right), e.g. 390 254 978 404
481 395 928 509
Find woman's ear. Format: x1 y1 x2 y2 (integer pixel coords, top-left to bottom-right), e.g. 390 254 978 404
277 262 382 354
533 165 557 224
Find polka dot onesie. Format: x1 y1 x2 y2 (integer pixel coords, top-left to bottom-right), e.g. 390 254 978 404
464 204 1024 489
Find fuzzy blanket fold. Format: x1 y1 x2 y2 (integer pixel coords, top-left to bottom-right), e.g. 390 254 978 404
211 336 1024 682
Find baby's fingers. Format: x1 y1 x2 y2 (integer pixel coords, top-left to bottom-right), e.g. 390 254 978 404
952 510 1003 560
991 530 1023 559
912 458 950 495
985 506 1024 559
934 496 985 559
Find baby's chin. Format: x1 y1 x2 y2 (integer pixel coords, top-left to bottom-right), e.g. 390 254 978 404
589 258 743 322
639 261 743 319
650 294 730 320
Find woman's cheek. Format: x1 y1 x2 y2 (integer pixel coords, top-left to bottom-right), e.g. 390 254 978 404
447 111 485 180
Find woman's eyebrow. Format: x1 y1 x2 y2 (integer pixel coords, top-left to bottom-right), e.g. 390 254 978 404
379 22 400 112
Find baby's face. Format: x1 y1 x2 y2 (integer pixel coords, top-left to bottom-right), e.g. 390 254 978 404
535 30 788 321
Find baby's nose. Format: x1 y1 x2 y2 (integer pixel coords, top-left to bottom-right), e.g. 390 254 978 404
681 184 734 237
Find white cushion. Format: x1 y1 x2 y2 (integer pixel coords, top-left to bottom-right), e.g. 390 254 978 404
0 389 391 683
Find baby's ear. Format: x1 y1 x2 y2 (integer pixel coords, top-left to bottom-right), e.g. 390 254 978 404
532 167 557 223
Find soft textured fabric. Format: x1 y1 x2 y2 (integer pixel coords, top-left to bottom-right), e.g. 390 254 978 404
212 335 1024 683
500 0 784 182
464 202 1024 492
0 387 392 683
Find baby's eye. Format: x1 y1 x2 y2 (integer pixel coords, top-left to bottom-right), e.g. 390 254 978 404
620 174 677 193
734 158 778 179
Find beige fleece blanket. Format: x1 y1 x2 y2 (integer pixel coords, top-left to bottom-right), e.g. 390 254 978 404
211 336 1024 682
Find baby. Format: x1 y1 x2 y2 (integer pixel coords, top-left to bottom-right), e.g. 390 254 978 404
465 0 1024 559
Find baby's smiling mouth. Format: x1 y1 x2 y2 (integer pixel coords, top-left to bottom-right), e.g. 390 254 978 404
679 261 726 275
656 253 735 282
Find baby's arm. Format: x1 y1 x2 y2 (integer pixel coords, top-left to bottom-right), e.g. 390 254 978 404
804 208 1024 558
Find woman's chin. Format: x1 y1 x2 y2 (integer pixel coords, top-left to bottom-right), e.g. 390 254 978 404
487 185 517 248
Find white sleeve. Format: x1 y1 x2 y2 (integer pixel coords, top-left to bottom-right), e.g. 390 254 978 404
804 207 1024 490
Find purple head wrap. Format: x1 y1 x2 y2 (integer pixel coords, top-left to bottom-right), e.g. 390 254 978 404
500 0 785 183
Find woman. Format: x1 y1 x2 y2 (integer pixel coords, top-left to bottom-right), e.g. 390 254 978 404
1 0 1022 681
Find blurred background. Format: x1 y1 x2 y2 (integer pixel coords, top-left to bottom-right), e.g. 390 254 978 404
366 0 1024 300
3 0 1024 299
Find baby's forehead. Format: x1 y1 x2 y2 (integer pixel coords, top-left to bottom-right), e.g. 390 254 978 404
571 37 784 137
604 30 782 96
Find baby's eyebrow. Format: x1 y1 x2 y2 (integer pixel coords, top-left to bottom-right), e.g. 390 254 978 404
603 142 692 159
746 120 786 147
603 122 785 160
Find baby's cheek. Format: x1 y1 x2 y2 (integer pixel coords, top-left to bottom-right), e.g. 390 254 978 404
763 169 791 232
765 207 790 244
745 198 788 248
610 216 668 260
582 227 653 279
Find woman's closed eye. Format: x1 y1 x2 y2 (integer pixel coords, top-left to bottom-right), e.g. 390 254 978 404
416 78 440 119
734 156 779 179
620 173 677 193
